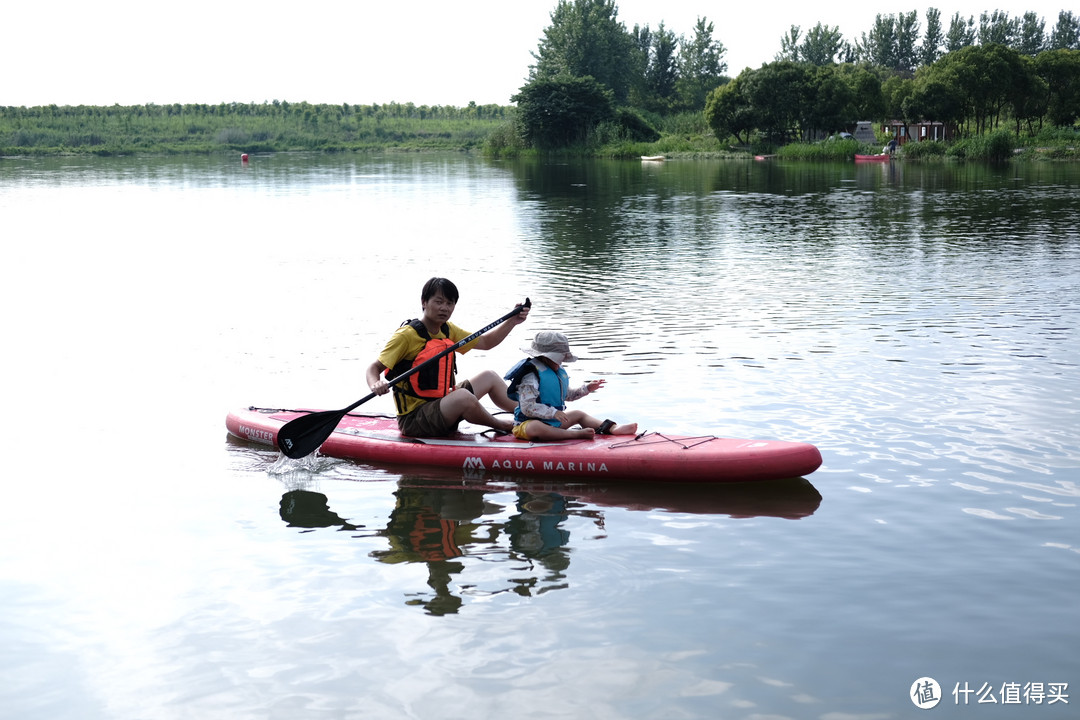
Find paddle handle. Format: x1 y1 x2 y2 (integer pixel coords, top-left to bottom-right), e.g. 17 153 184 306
341 297 531 415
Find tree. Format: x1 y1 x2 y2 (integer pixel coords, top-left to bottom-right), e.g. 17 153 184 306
1008 56 1049 134
510 74 615 148
978 10 1018 47
643 22 680 111
779 23 851 66
908 67 966 129
982 44 1028 131
530 0 637 105
1049 11 1080 50
932 44 1026 134
859 12 919 74
632 23 652 62
676 17 727 111
802 23 846 66
859 14 898 69
895 11 921 75
740 61 812 141
1016 12 1047 56
882 74 916 137
920 8 944 66
627 24 652 106
801 65 855 136
777 26 802 63
946 13 976 52
1034 48 1080 125
704 73 757 144
836 63 887 120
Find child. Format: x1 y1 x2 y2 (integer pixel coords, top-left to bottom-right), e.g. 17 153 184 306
506 331 637 441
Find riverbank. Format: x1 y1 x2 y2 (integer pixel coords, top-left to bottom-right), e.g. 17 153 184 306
617 127 1079 162
3 102 1076 160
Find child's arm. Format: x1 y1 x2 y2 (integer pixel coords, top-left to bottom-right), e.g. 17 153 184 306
566 378 606 402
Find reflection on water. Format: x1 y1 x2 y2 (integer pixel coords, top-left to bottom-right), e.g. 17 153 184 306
274 471 820 616
277 484 578 615
280 489 362 532
372 486 576 615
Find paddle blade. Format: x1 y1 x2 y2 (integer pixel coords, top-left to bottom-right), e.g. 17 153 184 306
277 409 347 459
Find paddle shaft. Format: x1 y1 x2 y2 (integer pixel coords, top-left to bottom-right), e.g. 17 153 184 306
277 298 530 458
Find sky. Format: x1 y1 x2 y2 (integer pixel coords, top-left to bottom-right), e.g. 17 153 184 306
1 0 1071 108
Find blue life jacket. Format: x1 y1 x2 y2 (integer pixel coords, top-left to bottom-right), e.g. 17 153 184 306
505 358 568 427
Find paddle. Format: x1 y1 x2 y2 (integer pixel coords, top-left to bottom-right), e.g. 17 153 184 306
276 298 531 459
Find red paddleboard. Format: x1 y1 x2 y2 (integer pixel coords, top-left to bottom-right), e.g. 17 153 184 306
227 407 822 484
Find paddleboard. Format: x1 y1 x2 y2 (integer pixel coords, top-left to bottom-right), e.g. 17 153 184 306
227 407 822 483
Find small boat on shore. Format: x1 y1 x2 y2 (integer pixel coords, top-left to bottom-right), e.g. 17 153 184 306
855 153 892 162
640 155 666 162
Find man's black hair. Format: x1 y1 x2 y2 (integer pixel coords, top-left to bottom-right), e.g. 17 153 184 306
421 277 459 304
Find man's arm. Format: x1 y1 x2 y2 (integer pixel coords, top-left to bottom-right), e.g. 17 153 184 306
471 303 530 350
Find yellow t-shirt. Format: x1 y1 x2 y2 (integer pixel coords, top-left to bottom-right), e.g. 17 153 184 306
377 321 479 416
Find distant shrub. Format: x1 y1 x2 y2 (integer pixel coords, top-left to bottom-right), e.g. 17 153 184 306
615 108 660 142
482 118 528 157
1028 126 1079 145
902 140 947 158
215 127 250 145
747 137 774 155
776 138 858 161
655 134 707 153
601 140 654 158
984 129 1015 162
657 111 711 135
947 131 1015 162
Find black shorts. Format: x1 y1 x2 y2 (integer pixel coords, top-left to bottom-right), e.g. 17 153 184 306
397 380 473 437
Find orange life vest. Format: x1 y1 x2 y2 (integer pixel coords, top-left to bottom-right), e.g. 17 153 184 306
385 319 457 412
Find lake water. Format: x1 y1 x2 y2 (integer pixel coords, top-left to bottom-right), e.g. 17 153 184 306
1 152 1078 719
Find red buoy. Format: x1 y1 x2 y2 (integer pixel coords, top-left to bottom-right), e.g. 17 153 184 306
241 153 249 163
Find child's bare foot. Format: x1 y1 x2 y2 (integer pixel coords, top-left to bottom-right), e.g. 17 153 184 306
570 428 596 439
610 422 638 435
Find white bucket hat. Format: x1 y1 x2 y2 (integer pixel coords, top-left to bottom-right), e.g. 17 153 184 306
522 331 577 364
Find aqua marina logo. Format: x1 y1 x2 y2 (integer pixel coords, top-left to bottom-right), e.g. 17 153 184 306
462 456 485 470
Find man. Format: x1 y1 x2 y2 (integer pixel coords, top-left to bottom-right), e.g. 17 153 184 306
365 277 529 437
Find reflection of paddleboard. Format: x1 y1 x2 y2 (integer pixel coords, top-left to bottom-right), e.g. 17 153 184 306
227 407 823 484
398 473 822 519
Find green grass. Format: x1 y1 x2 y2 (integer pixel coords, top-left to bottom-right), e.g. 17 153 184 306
1 102 512 156
1013 126 1080 160
945 129 1016 162
775 138 864 161
899 140 948 159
